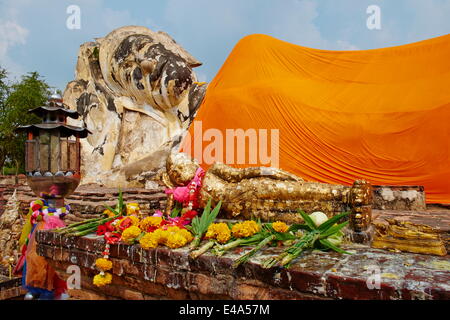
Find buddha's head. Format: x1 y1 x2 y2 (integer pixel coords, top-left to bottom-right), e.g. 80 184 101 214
98 26 202 112
166 152 200 186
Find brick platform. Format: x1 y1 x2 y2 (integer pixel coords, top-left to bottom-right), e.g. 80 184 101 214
0 177 167 222
0 275 25 300
36 230 450 300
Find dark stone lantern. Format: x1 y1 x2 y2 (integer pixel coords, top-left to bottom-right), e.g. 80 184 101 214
16 93 90 208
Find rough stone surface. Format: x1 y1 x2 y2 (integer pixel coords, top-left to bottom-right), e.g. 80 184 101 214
373 185 426 211
0 189 22 266
63 26 207 187
36 229 450 300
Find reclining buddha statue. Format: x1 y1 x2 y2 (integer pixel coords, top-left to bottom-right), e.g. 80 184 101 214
63 26 207 186
163 152 373 238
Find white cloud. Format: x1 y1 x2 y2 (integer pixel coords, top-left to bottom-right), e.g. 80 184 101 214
265 0 359 50
0 20 29 80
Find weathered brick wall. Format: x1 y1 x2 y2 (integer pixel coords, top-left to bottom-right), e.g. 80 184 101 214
0 175 30 218
0 175 167 222
36 230 450 300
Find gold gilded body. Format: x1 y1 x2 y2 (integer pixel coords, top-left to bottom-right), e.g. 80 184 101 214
164 153 373 226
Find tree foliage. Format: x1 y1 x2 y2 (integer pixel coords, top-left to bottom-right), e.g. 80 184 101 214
0 67 50 174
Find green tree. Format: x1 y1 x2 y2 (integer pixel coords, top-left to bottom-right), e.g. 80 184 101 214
0 67 11 171
0 70 50 175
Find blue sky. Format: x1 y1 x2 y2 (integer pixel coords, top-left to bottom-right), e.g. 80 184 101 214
1 0 450 90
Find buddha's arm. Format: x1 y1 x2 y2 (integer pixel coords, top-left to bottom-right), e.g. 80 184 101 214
208 162 304 183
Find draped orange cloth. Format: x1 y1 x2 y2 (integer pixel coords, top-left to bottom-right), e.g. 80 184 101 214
182 34 450 204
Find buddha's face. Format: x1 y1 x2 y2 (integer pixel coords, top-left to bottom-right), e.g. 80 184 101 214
166 152 199 186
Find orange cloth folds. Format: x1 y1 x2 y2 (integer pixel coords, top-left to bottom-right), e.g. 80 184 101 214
182 34 450 203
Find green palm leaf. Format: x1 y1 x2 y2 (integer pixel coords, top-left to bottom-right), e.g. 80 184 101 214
288 223 313 233
319 221 349 239
298 210 317 230
319 238 351 254
318 211 349 232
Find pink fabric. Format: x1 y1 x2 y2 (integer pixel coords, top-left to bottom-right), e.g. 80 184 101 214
165 167 205 203
43 215 65 230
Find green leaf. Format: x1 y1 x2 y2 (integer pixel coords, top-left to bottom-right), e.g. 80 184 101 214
319 238 351 254
198 198 212 230
288 223 313 233
273 232 297 241
298 210 317 230
319 221 349 239
105 205 120 217
170 206 182 218
205 200 222 227
118 188 125 215
318 212 350 232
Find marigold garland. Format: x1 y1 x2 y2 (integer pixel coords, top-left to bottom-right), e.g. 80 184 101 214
93 272 112 287
95 258 112 271
272 221 289 233
231 220 260 238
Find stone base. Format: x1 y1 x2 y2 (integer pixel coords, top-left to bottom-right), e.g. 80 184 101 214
36 230 450 300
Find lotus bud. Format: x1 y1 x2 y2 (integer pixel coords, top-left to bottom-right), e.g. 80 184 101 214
309 211 328 227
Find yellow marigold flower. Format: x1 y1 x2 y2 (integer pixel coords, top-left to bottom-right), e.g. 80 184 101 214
205 223 218 239
121 226 142 244
166 232 188 249
126 203 140 216
95 258 112 271
115 215 140 231
128 215 141 225
93 272 112 287
272 221 289 233
177 228 194 243
139 232 160 249
103 209 116 218
167 226 182 233
216 229 231 244
232 220 260 238
139 216 163 230
155 229 168 245
206 223 231 243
